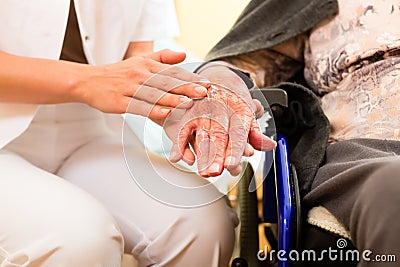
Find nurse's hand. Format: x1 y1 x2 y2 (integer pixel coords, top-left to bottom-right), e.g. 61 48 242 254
75 49 209 119
162 64 276 177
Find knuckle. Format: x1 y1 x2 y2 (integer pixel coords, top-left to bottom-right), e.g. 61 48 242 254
149 61 164 74
230 127 248 140
146 90 158 103
126 67 145 80
210 127 228 137
160 78 171 91
168 94 180 106
115 99 128 114
167 66 180 76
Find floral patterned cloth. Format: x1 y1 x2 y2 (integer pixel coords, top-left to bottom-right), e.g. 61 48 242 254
304 0 400 141
225 0 400 141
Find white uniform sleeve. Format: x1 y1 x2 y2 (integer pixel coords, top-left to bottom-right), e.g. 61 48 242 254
131 0 180 41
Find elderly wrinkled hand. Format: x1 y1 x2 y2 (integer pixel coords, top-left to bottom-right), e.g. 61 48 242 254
164 64 276 177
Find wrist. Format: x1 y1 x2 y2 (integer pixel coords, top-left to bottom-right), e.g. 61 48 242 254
65 62 98 105
194 61 231 74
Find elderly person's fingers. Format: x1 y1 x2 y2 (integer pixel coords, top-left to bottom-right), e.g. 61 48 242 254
206 119 229 177
248 120 276 151
169 119 196 163
223 116 248 172
194 118 212 178
227 164 243 177
223 93 254 170
181 145 196 166
243 143 255 157
201 97 230 177
253 99 265 118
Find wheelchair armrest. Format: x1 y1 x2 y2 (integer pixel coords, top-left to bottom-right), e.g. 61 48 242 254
251 88 288 109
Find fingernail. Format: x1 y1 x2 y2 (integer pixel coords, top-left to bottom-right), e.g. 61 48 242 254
180 96 192 104
209 163 221 174
169 150 179 161
194 85 208 95
230 165 243 177
262 139 277 150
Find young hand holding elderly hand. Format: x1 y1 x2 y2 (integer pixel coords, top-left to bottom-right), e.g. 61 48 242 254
1 47 275 177
160 64 276 177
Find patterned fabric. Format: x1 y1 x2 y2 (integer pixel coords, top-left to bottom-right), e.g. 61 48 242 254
222 48 302 88
319 58 400 141
222 34 306 88
223 0 400 141
304 0 400 141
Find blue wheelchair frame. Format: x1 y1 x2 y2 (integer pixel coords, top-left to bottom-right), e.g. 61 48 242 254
262 88 301 267
263 134 300 267
232 88 301 267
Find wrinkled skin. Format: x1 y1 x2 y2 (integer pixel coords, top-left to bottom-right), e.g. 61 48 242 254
158 64 276 177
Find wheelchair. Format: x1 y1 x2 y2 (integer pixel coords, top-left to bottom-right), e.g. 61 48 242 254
231 88 358 267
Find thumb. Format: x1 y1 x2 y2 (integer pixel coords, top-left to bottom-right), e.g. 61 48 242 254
146 49 187 64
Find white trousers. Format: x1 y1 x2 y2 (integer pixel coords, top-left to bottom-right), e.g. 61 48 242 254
0 104 238 267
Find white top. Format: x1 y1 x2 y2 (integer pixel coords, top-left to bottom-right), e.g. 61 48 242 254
0 0 179 149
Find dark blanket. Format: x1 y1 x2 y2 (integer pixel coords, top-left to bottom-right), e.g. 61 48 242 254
205 0 338 196
206 0 338 61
